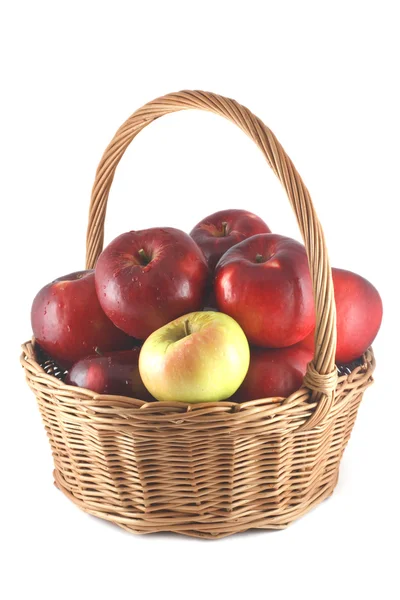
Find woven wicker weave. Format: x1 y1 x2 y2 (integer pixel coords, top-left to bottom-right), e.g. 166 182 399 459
21 91 375 538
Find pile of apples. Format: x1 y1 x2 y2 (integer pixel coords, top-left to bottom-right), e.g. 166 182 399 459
31 209 382 403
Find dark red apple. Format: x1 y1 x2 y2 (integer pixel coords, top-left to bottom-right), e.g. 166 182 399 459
231 342 314 402
190 209 271 270
95 228 209 339
31 270 134 366
214 233 315 348
66 348 154 400
301 267 382 364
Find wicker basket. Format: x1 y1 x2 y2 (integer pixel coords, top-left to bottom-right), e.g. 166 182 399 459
21 91 375 539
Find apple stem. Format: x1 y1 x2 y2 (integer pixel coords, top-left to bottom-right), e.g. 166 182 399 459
184 319 191 337
95 347 103 356
221 221 228 236
255 253 264 263
138 248 150 265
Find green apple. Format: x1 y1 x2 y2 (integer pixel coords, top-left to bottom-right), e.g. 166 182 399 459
139 311 250 403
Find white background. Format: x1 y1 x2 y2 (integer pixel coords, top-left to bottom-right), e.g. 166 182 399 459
1 1 399 599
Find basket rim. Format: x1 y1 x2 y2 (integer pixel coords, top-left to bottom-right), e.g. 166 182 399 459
20 338 375 428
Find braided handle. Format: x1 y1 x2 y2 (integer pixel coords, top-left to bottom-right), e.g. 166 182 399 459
86 90 337 428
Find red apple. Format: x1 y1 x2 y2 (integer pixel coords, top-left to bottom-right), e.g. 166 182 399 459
302 267 382 364
95 228 209 339
190 209 271 270
214 233 315 348
231 342 314 402
31 270 133 366
66 348 154 400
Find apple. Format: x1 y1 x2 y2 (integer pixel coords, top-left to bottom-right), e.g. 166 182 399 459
66 348 154 400
214 233 315 348
230 342 314 402
31 270 133 366
301 267 383 364
190 209 271 270
138 311 250 403
95 228 209 339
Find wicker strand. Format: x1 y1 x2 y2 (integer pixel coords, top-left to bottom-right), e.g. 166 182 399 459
300 362 339 429
303 362 339 397
85 90 336 429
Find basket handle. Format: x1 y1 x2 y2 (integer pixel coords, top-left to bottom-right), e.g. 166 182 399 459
86 90 337 429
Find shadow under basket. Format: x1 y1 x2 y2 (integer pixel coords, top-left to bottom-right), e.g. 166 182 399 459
21 90 376 538
21 340 374 539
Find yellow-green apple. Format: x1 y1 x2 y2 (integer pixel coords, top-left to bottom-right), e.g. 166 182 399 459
138 311 250 403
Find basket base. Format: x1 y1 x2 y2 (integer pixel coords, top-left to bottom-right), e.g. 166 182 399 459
53 468 339 540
